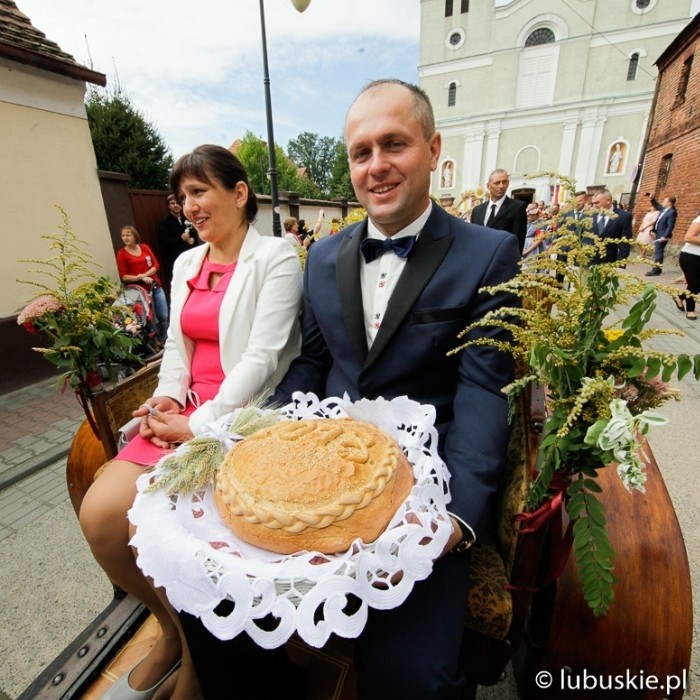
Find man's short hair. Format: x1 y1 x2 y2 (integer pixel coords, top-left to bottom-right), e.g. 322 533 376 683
488 169 509 183
575 191 587 197
347 79 436 141
668 196 677 205
283 217 297 232
167 193 177 204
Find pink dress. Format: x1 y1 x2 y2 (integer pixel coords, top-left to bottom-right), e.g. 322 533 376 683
636 210 659 244
117 258 237 466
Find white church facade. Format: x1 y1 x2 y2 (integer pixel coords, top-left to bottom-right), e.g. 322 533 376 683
419 0 700 206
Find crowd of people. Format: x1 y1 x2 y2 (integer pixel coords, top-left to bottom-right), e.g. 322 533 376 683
81 78 695 700
461 178 690 290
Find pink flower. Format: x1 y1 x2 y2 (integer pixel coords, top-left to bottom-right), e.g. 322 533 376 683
17 295 63 324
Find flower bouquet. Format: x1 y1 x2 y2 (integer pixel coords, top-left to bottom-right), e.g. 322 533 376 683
452 175 700 615
17 208 142 421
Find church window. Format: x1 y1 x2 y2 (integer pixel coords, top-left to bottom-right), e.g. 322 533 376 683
446 28 466 50
448 82 457 107
627 53 639 81
445 0 453 17
525 28 555 47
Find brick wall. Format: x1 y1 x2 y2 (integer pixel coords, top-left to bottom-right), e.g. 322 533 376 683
633 22 700 244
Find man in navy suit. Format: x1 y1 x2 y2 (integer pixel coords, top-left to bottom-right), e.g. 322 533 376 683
179 79 519 700
591 188 633 264
271 80 519 698
470 169 527 250
645 194 677 276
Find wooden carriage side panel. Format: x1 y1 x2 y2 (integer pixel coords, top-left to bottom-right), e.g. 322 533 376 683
90 362 161 460
533 440 692 699
66 360 162 516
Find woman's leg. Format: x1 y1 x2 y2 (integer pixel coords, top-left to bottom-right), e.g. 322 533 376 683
128 520 202 699
679 252 699 314
79 460 184 692
151 285 169 340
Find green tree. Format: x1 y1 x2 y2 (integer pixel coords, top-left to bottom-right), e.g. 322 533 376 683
287 132 338 193
85 87 173 190
235 131 320 199
328 141 356 201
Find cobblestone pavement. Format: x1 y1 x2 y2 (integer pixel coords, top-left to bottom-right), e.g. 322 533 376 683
0 378 85 493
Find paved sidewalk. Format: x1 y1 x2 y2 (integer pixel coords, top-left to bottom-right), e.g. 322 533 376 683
621 260 700 395
0 378 86 492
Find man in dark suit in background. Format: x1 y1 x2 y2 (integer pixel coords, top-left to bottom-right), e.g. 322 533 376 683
156 193 200 295
470 168 527 250
646 193 677 276
179 79 520 700
591 188 632 264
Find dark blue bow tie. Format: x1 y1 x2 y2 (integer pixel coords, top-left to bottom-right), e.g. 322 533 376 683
360 235 416 263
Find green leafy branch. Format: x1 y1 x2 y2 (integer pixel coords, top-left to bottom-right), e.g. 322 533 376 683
451 173 700 615
568 475 616 616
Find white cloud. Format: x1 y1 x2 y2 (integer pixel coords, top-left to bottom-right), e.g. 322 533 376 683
16 0 420 156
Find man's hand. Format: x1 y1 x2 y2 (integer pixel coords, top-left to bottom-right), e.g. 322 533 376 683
441 517 465 557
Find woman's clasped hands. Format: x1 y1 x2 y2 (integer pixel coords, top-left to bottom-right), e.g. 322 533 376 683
134 397 193 448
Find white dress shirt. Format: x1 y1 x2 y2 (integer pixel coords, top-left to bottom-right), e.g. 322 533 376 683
360 203 432 348
487 195 507 220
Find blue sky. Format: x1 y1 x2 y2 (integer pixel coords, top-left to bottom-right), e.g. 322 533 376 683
17 0 421 158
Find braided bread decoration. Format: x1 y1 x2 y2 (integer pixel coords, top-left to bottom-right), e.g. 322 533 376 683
214 418 414 554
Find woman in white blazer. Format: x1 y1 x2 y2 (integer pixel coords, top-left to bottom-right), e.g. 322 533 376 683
80 145 302 700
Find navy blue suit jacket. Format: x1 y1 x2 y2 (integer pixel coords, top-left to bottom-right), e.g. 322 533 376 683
651 199 677 240
272 204 520 538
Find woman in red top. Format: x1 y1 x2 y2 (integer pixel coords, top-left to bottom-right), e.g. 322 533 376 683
116 225 169 338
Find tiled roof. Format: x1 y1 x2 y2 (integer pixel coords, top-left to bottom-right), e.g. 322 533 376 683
0 0 105 85
0 0 75 63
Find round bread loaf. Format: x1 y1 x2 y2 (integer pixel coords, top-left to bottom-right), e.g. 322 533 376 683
214 418 414 554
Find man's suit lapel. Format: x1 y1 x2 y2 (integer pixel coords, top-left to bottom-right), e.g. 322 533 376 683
337 223 369 365
364 220 454 369
472 203 486 226
492 196 510 225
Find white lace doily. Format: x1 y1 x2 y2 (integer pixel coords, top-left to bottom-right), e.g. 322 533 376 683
129 393 453 649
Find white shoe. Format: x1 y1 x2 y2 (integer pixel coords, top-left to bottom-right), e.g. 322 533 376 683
102 660 180 699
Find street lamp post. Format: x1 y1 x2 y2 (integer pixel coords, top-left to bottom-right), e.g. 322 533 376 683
258 0 311 237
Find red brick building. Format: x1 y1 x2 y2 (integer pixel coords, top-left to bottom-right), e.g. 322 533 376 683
633 13 700 247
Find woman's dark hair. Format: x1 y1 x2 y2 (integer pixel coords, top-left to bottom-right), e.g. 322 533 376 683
170 144 258 223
